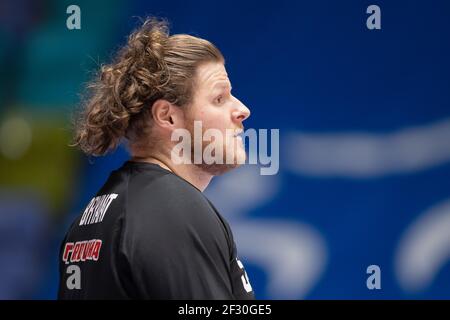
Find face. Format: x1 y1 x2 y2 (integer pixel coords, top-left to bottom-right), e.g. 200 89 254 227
184 61 251 175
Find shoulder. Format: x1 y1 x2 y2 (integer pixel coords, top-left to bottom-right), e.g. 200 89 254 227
127 168 211 220
122 167 221 244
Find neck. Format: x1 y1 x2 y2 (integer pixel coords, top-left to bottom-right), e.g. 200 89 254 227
130 153 213 192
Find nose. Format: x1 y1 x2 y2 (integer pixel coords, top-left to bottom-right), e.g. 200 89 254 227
232 96 251 123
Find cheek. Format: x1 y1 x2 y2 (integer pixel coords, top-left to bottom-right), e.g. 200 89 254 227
199 108 230 131
189 99 232 134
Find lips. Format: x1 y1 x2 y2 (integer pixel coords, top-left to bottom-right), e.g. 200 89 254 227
233 130 244 145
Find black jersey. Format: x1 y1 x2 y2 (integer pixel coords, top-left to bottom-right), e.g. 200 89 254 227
58 161 255 300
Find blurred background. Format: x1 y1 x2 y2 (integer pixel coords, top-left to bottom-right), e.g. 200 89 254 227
1 0 450 299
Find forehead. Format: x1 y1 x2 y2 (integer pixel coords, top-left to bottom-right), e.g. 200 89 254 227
195 62 230 89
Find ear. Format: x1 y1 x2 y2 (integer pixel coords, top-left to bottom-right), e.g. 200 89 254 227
151 99 183 129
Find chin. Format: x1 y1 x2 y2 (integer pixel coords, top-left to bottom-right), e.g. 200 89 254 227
235 148 247 165
197 152 246 176
196 143 247 176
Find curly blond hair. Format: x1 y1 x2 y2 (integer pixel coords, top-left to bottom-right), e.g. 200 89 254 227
73 17 224 156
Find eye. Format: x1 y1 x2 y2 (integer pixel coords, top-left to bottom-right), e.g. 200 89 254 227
215 95 223 105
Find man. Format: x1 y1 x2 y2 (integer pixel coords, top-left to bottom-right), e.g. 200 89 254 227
58 17 255 299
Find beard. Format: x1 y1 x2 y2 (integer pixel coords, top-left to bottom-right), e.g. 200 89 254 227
185 120 246 176
192 138 243 176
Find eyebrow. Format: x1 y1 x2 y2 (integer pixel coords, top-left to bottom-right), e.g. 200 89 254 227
212 82 232 90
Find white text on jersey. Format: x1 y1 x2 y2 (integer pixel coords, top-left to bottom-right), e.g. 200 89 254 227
79 193 118 226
